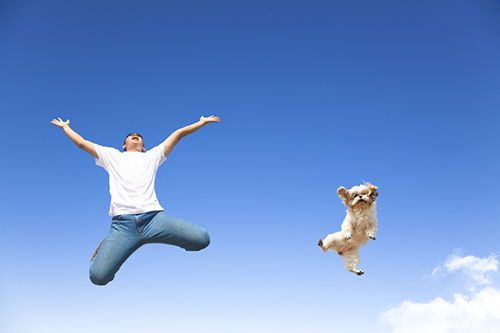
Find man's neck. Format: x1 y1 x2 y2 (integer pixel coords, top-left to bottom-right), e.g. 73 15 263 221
125 147 144 153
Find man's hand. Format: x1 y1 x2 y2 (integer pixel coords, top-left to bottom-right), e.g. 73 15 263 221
51 117 70 129
163 115 221 157
200 115 220 124
51 117 98 158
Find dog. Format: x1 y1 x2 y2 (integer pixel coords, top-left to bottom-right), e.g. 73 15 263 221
318 182 378 275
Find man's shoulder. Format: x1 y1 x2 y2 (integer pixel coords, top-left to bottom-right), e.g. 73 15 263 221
95 144 120 152
145 143 164 154
94 144 122 160
145 143 167 160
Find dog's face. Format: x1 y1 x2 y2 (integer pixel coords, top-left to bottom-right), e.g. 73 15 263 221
337 183 378 207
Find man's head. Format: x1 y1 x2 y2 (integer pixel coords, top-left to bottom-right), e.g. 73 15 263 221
123 133 145 152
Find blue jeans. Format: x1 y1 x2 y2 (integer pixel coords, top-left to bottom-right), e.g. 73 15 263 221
89 211 210 286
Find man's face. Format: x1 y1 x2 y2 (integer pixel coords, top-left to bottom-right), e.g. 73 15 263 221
123 133 145 152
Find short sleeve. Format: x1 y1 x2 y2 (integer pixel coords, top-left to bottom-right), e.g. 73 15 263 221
146 143 167 166
94 144 120 168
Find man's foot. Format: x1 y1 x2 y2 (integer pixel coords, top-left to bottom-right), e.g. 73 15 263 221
90 238 106 263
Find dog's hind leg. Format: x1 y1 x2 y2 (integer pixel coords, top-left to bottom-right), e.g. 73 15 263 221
318 231 342 253
318 238 328 252
342 247 364 276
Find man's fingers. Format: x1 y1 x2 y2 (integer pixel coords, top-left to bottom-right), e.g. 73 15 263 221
201 115 220 123
51 117 69 126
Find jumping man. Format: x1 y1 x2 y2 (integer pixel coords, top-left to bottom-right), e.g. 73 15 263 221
51 116 220 285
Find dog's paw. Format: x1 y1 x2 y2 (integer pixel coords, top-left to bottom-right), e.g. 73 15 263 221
318 239 328 252
368 234 376 240
355 270 365 276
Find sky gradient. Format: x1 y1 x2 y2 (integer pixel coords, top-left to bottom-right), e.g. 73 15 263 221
1 1 500 332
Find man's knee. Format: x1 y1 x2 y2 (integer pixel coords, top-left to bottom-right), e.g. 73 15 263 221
191 230 210 251
201 231 210 249
89 270 114 286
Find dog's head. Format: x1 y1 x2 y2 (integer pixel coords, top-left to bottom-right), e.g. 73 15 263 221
337 182 378 207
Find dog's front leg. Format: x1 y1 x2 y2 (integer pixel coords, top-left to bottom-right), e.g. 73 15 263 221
340 218 353 241
342 229 352 241
366 219 378 240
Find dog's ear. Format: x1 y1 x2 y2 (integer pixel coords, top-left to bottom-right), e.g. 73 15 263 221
366 183 378 199
337 186 350 206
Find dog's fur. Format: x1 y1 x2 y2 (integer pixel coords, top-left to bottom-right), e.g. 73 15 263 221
318 182 378 275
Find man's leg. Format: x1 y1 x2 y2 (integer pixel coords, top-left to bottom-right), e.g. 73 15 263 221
89 215 142 286
90 238 105 263
142 211 210 251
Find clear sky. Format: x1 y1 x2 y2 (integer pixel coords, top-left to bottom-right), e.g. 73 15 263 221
1 1 500 332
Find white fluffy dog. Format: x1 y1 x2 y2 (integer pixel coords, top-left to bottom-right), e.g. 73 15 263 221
318 182 378 276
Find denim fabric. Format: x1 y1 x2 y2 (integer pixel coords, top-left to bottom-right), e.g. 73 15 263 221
89 211 210 285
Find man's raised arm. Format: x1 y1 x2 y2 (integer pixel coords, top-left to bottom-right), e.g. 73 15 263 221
163 116 220 157
51 118 98 158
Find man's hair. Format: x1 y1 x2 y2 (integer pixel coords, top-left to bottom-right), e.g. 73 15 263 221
123 133 144 151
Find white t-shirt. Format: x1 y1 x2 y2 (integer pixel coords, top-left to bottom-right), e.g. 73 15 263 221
94 143 167 216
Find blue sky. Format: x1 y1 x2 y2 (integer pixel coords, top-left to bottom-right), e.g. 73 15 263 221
1 1 500 332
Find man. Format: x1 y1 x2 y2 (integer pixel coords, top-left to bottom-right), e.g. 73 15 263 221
51 115 220 285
